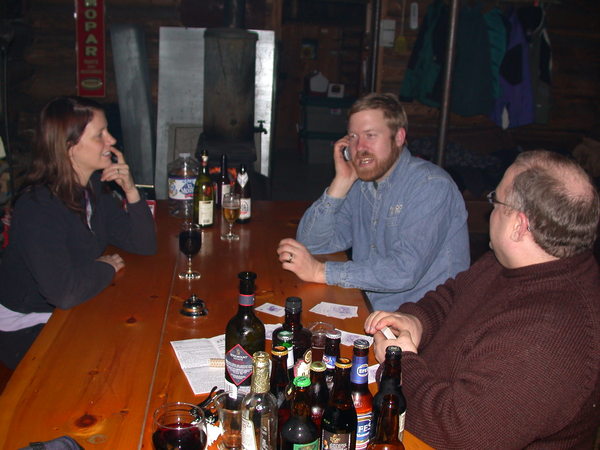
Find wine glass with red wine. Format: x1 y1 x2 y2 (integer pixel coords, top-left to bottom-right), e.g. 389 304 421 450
152 402 207 450
179 222 202 280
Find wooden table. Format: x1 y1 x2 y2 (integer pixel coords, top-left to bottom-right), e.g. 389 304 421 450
0 201 431 449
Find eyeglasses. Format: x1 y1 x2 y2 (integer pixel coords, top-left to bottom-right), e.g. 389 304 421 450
487 191 513 208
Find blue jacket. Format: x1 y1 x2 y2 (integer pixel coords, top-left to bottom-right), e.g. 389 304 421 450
297 148 470 311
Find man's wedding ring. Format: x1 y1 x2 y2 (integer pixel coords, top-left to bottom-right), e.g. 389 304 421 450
287 253 294 263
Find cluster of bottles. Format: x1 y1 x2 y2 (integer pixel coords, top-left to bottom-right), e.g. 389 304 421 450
167 151 251 225
225 271 407 449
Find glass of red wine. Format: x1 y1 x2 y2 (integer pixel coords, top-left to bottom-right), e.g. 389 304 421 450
152 401 207 450
179 222 202 280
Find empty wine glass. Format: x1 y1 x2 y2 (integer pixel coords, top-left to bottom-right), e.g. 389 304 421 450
179 222 202 280
221 193 241 241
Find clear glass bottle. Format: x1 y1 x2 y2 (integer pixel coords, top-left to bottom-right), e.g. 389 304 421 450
241 351 278 450
167 152 199 218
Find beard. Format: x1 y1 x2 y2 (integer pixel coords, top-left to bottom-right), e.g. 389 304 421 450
352 142 402 182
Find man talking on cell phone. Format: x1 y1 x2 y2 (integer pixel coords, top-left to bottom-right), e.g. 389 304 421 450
277 93 470 311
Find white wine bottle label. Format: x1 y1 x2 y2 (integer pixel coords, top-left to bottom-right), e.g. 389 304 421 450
225 344 253 386
237 172 249 188
292 439 319 449
321 430 352 449
355 411 372 449
240 198 251 220
197 200 213 225
241 417 258 450
168 177 196 200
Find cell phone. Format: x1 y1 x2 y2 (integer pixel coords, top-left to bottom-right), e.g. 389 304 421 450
341 146 351 161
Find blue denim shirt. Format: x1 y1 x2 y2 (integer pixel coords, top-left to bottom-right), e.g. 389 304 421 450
297 148 470 311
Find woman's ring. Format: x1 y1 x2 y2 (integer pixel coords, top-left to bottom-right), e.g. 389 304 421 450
287 253 294 263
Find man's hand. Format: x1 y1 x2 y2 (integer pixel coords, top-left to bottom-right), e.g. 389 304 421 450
277 238 326 284
328 136 358 199
365 310 423 362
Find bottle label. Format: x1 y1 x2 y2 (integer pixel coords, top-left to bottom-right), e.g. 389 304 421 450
321 430 352 449
221 183 232 204
350 356 369 384
237 172 249 188
197 200 213 225
239 294 255 307
355 411 372 449
398 410 406 441
284 344 295 370
292 439 319 449
225 344 253 386
323 354 337 370
240 198 251 220
168 177 196 200
241 417 257 450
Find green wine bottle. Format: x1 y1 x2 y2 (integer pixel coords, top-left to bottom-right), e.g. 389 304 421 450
225 272 265 396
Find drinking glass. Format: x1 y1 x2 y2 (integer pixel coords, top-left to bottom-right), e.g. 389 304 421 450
214 392 245 449
152 401 207 450
179 222 202 280
221 193 241 241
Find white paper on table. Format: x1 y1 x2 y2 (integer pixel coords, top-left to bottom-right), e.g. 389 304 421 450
310 301 358 319
171 334 227 394
265 323 283 340
338 329 374 347
255 303 285 317
171 335 225 369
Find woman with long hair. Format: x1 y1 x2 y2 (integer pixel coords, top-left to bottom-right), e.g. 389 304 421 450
0 96 156 368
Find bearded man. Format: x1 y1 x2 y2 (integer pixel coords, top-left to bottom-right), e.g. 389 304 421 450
277 93 470 311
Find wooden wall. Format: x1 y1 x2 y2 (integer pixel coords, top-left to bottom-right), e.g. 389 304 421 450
5 0 600 165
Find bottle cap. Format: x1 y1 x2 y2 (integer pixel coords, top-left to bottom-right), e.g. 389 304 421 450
293 376 311 388
271 345 288 357
334 357 352 369
353 339 370 350
385 346 402 357
326 329 341 340
285 297 302 313
310 361 326 372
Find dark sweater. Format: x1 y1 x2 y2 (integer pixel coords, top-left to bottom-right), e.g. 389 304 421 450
398 251 600 449
0 173 156 313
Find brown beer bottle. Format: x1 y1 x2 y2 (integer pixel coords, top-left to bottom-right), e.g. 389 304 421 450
351 339 373 449
272 297 313 367
224 272 265 396
371 346 406 441
321 357 357 449
322 329 341 391
308 361 329 432
270 345 291 435
367 394 405 450
280 376 320 449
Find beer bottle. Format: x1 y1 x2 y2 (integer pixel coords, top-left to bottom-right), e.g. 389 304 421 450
308 361 329 432
225 272 265 396
241 351 278 449
234 163 252 223
351 339 373 449
367 395 405 450
371 346 406 441
322 329 341 391
280 376 320 449
272 297 313 367
321 357 357 449
193 148 214 227
270 345 291 434
276 330 295 378
216 153 231 208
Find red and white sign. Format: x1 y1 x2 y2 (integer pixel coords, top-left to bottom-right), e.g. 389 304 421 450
75 0 106 97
